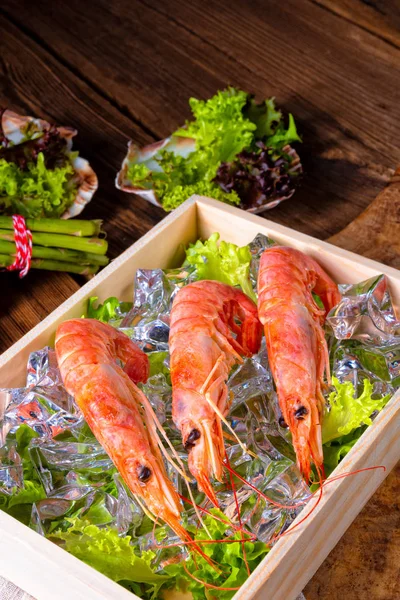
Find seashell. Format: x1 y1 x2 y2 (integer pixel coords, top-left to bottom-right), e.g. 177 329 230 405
116 134 301 213
62 155 99 219
116 136 196 208
1 110 98 219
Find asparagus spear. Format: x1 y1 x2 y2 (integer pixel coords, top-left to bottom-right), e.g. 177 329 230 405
0 229 108 254
0 254 99 275
0 217 103 237
0 240 109 265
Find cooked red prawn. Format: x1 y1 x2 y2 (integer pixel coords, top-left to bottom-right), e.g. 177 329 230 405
169 280 263 505
257 247 341 480
55 318 189 540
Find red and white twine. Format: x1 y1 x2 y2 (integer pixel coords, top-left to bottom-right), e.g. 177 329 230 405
6 215 33 278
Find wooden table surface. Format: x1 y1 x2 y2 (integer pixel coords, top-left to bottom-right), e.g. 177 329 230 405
0 1 399 598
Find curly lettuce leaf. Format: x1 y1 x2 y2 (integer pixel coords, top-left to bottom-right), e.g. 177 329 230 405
266 113 301 147
322 427 365 478
127 152 241 212
160 180 240 212
174 87 256 174
0 425 46 524
0 479 45 513
0 152 77 218
244 96 282 139
164 509 268 600
322 377 391 445
126 163 153 189
214 142 301 209
86 296 133 323
184 232 256 301
244 96 301 148
52 518 167 596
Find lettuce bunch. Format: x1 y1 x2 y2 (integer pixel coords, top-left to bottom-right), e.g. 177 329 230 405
127 88 301 211
0 125 79 218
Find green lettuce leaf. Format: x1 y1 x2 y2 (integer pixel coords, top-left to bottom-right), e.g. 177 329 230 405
322 427 365 478
156 179 240 213
86 296 133 323
322 377 391 444
164 509 269 600
243 96 301 148
244 97 282 139
266 113 301 147
174 88 255 176
52 518 168 597
127 152 241 212
1 479 45 511
184 232 256 301
126 163 153 189
148 351 170 380
0 425 46 524
312 292 324 310
0 152 77 218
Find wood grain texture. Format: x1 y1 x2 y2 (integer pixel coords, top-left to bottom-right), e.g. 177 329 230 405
0 13 164 351
2 0 400 241
313 0 400 48
304 462 400 600
0 1 399 599
328 167 400 266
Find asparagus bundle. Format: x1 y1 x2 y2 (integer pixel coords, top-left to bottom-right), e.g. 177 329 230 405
0 217 109 275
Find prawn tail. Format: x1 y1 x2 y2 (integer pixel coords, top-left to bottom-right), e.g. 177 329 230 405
227 294 263 357
124 356 149 385
237 316 263 356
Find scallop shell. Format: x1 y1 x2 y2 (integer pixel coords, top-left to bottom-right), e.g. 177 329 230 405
1 110 98 219
116 135 301 213
115 136 196 207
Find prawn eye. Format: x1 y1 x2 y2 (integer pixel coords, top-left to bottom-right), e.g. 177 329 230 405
278 416 288 428
184 428 201 450
294 406 308 419
138 465 152 482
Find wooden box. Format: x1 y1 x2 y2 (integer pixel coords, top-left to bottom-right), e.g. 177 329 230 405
1 197 399 600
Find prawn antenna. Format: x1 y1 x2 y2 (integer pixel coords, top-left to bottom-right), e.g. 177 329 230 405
204 390 249 456
137 387 213 538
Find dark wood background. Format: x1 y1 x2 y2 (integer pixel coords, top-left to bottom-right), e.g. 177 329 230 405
0 1 399 598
